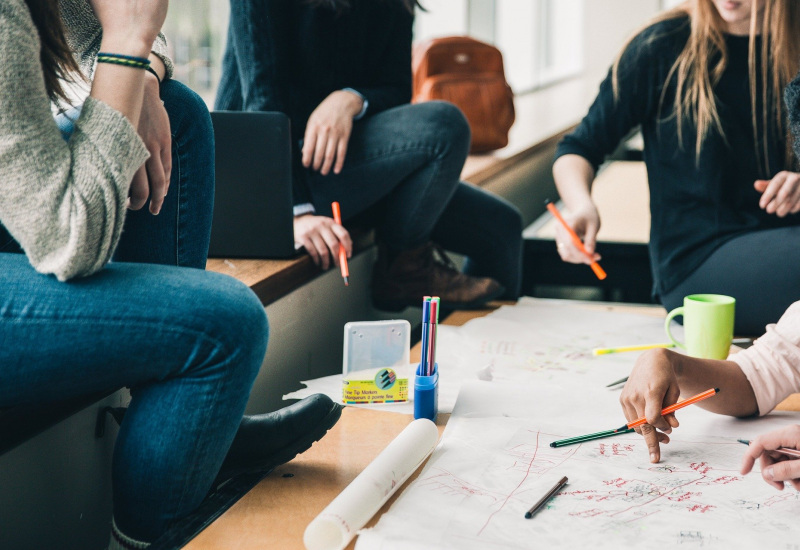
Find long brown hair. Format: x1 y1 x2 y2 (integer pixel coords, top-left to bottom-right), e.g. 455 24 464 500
23 0 81 103
613 0 800 172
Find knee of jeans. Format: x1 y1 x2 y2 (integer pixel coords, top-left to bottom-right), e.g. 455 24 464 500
416 101 471 155
197 275 269 381
162 80 214 145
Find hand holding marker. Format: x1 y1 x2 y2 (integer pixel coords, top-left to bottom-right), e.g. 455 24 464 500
550 388 720 447
545 199 606 280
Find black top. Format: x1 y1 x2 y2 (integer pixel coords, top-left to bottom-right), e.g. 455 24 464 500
217 0 413 206
555 16 799 296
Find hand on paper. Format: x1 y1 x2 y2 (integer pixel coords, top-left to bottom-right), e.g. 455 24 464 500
741 425 800 491
302 91 364 176
294 214 353 270
619 348 681 463
554 200 602 265
755 171 800 218
128 73 171 214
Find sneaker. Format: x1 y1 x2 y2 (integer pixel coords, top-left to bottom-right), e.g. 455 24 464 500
371 242 505 311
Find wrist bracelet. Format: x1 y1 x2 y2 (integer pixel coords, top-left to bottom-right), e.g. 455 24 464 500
145 66 162 85
97 52 151 70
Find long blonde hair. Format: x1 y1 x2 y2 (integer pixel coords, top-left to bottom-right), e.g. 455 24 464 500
613 0 800 172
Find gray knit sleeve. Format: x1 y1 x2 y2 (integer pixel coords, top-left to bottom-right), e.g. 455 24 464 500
59 0 175 79
0 1 150 281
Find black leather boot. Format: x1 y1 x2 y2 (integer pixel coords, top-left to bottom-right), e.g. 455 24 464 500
213 394 343 486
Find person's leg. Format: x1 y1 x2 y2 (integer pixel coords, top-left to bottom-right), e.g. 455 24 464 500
430 182 523 299
114 79 215 268
0 253 268 541
307 101 468 251
660 226 800 336
306 101 504 309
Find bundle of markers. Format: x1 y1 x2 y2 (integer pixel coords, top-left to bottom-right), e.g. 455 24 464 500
419 296 440 376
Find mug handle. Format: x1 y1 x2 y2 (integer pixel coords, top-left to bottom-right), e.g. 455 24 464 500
664 307 686 350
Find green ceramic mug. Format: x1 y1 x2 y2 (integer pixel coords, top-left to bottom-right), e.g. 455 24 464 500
664 294 736 359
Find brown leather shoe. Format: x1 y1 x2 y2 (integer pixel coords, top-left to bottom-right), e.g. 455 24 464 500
372 242 505 311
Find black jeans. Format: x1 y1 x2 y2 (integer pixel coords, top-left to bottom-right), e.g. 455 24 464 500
661 226 800 336
304 102 524 299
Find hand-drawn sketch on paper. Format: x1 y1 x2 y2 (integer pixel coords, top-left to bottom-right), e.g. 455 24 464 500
358 417 800 549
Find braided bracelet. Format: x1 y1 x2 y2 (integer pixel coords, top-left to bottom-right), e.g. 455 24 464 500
145 66 162 85
97 52 151 70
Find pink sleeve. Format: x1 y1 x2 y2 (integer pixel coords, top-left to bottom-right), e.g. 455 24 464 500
728 301 800 415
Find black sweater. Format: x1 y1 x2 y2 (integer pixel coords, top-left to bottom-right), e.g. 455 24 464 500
216 0 413 206
555 16 799 296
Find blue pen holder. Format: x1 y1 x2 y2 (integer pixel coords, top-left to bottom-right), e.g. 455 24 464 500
414 363 438 422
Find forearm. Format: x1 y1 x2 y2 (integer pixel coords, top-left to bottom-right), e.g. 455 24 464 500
670 351 758 417
553 154 595 209
90 37 152 127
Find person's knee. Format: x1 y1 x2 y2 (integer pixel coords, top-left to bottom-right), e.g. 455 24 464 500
161 80 214 142
188 273 269 380
414 101 471 155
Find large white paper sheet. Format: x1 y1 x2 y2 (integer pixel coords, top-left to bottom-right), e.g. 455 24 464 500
286 298 685 413
358 381 800 549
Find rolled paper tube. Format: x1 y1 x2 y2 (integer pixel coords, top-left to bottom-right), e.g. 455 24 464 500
303 418 440 550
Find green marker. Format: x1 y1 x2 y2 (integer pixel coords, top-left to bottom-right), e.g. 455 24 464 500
550 427 635 448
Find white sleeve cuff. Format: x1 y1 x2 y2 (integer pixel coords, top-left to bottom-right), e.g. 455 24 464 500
342 88 368 120
293 203 316 217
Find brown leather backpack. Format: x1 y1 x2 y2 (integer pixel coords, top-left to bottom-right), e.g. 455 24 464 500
412 36 515 153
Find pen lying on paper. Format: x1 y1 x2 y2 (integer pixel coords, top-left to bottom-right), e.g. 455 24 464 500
524 476 568 519
550 388 720 447
738 439 800 459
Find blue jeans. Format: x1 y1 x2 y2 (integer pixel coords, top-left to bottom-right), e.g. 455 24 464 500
0 81 268 541
306 102 524 299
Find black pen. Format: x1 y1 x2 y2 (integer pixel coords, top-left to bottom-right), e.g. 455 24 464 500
524 476 568 519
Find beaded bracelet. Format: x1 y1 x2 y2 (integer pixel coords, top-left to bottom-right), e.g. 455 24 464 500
97 52 151 70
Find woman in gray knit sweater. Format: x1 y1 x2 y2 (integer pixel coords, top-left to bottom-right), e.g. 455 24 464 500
0 1 341 547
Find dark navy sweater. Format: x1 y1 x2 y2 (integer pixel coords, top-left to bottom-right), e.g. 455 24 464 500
556 16 799 297
216 0 413 206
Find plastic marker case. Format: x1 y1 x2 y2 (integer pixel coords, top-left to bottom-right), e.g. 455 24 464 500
342 320 410 404
414 363 438 422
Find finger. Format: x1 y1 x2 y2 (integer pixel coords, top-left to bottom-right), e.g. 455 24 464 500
297 235 321 266
312 129 330 171
774 181 795 217
644 390 672 433
161 142 172 196
146 155 167 215
319 134 338 176
330 223 353 257
760 173 786 212
128 167 149 211
302 128 317 168
663 384 681 429
318 224 343 268
639 423 663 463
582 219 598 255
764 456 800 484
309 233 331 270
334 134 349 174
760 454 785 490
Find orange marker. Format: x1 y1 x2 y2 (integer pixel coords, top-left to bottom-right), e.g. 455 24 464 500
545 200 607 280
331 201 349 286
626 388 720 430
